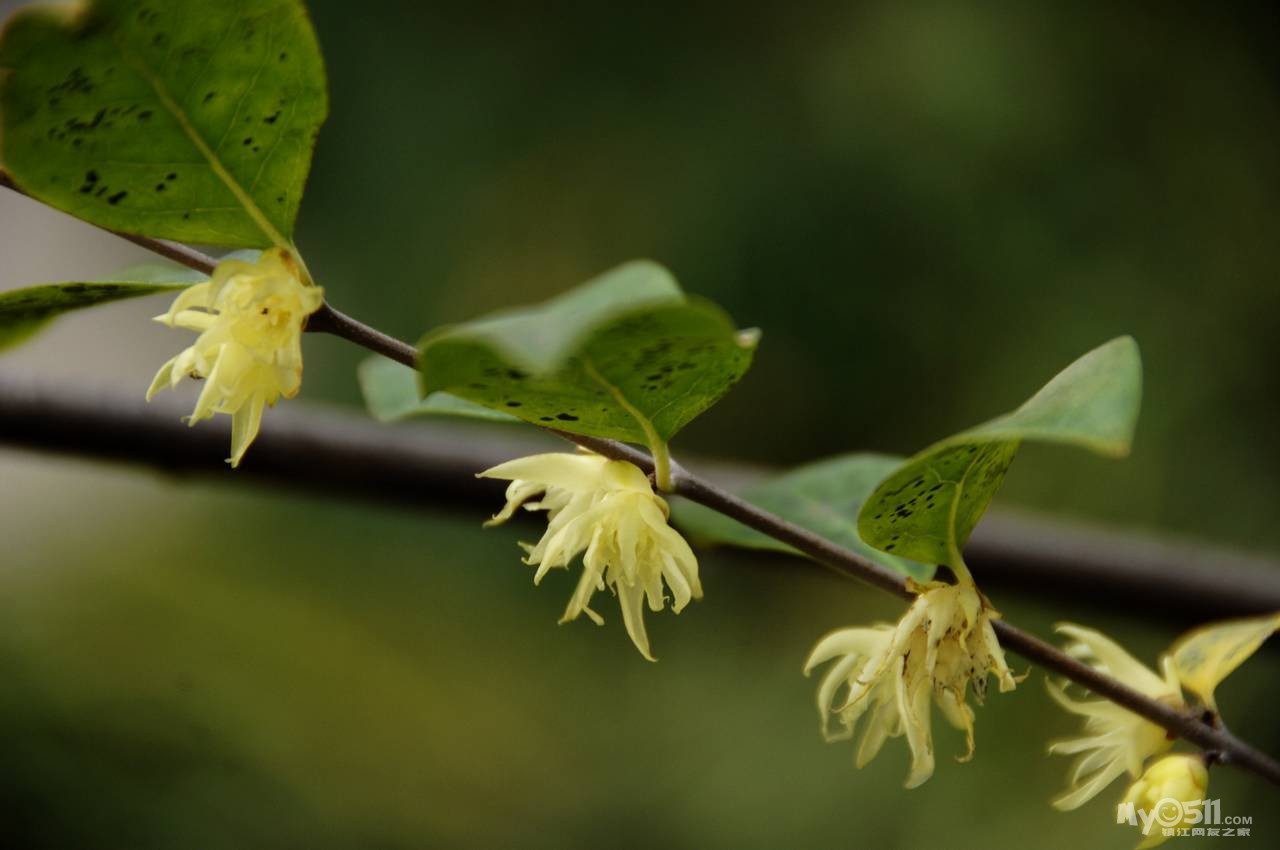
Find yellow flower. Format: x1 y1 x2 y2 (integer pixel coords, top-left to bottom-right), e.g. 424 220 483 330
803 578 1017 787
1047 624 1183 810
479 451 701 661
146 249 323 467
1049 611 1279 810
1118 754 1209 849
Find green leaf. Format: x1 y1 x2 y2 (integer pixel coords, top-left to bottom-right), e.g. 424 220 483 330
672 453 933 581
0 262 205 351
0 0 327 248
417 261 758 446
357 356 519 424
858 336 1142 566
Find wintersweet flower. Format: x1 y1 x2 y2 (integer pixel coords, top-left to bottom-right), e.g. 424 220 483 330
1118 754 1209 849
478 451 701 661
1047 624 1184 810
1049 611 1280 810
146 249 323 467
804 577 1017 787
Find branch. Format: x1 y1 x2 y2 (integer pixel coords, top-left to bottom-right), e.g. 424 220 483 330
3 378 1278 785
3 374 1276 617
4 173 1280 787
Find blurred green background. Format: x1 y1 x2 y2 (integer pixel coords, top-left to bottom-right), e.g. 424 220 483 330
2 0 1279 847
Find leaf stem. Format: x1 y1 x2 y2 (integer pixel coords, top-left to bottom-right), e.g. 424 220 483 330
651 441 674 493
582 359 674 492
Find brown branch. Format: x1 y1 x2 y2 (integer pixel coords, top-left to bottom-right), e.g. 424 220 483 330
1 373 1276 617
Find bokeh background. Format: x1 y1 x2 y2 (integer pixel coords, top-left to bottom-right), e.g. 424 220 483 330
2 0 1279 847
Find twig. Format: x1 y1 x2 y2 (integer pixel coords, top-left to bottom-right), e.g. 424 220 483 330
4 172 1280 787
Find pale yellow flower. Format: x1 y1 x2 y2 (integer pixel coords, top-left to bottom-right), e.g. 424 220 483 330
1050 612 1280 810
146 249 323 467
1047 624 1183 810
1118 754 1209 849
804 578 1017 787
479 451 701 661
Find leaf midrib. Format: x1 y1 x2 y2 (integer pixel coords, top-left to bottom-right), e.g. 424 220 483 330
582 358 668 452
112 25 289 250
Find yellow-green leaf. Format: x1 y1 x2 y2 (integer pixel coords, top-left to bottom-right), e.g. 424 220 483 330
1169 611 1280 711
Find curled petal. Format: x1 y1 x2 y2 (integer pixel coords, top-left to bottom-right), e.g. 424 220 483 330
803 577 1014 788
616 582 654 662
855 698 898 768
897 659 935 789
1055 623 1173 697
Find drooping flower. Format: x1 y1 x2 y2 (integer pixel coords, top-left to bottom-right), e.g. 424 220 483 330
1047 624 1183 810
803 577 1017 787
1049 611 1280 810
479 451 701 661
1118 754 1209 849
146 249 323 467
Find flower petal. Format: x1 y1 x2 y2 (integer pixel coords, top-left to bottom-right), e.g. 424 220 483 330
479 453 615 493
228 391 265 467
616 582 655 662
897 659 935 789
1055 623 1175 698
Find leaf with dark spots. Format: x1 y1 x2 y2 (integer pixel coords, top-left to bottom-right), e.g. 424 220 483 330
414 261 758 446
858 337 1143 566
0 262 208 352
0 0 327 248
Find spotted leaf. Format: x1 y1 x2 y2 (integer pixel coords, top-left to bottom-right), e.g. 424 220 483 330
859 337 1142 566
0 262 207 351
417 261 758 447
0 0 326 248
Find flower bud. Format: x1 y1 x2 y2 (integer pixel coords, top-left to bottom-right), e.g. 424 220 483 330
1119 754 1209 849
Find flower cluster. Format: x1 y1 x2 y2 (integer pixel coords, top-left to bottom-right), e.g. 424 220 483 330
1049 611 1279 846
147 249 323 467
480 451 701 661
476 447 1279 830
1049 612 1280 808
804 576 1018 787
